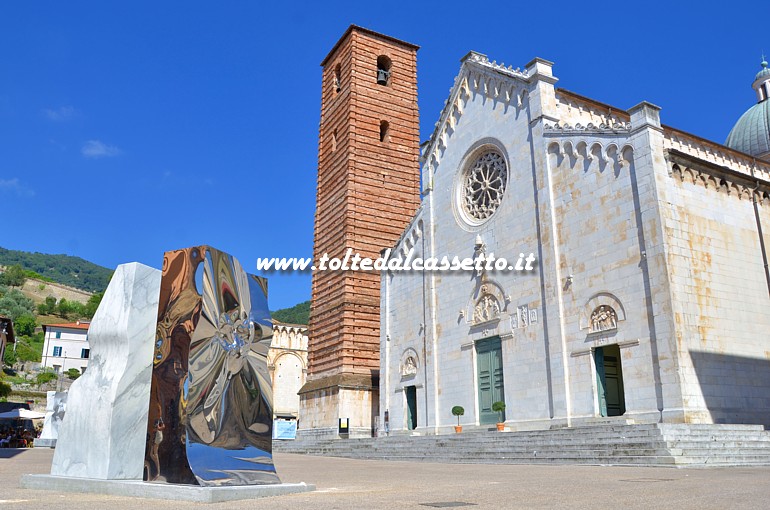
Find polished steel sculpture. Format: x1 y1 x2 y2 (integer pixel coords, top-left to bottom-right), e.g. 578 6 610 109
144 246 279 486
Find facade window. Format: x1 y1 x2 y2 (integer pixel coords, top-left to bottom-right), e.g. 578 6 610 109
379 120 389 142
376 55 392 85
55 331 61 339
53 346 63 357
81 348 90 359
53 365 61 374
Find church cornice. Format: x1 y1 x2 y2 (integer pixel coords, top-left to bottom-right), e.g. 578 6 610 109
664 126 770 183
667 149 770 204
543 121 632 134
547 139 634 167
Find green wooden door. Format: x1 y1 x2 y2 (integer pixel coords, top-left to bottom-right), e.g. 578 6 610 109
476 337 504 425
595 345 625 417
594 347 608 417
405 386 417 430
603 345 625 416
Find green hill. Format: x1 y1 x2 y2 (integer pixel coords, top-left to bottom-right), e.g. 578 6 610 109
0 247 112 293
271 300 310 325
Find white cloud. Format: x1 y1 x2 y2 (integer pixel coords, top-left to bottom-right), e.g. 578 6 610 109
0 178 35 197
43 106 76 121
82 140 122 159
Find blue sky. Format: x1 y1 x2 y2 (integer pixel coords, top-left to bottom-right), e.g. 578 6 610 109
0 1 765 310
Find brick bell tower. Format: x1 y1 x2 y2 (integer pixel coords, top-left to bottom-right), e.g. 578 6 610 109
298 26 420 438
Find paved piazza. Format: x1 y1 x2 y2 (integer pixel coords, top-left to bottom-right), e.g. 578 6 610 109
2 448 769 509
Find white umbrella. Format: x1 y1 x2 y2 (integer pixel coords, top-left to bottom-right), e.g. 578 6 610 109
0 408 46 420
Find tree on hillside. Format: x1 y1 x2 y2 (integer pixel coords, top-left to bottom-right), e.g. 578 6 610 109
37 296 57 315
13 314 36 337
36 371 57 387
85 291 104 317
57 298 73 318
6 335 42 365
3 347 16 366
271 300 310 325
0 377 11 399
0 247 112 293
0 264 26 287
52 297 96 321
0 287 36 321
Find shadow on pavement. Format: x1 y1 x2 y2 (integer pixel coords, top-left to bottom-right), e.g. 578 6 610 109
0 448 32 459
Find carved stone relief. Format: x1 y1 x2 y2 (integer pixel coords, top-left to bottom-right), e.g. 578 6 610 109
590 305 617 333
472 293 501 324
400 349 419 379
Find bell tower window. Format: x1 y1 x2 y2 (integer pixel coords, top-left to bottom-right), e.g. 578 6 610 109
334 63 341 93
376 55 392 86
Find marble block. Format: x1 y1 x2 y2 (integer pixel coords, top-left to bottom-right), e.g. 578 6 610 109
36 391 67 448
51 262 161 479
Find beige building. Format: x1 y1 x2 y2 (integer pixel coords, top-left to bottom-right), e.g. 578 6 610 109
269 323 308 422
381 53 770 434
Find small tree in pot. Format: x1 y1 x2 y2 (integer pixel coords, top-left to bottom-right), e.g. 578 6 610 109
492 401 506 431
451 406 465 433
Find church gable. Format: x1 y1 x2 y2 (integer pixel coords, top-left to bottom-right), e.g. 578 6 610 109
420 52 531 195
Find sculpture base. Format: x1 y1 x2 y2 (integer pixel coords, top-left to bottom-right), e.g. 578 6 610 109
21 474 314 503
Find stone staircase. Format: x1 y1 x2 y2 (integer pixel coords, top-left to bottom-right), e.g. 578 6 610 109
274 423 770 467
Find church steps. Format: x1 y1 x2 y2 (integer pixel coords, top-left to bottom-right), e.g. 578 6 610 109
277 423 770 466
277 445 770 458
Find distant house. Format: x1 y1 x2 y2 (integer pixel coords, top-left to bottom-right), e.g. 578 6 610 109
41 321 90 374
0 316 15 363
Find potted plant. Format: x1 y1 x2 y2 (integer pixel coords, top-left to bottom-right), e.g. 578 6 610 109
451 406 464 433
492 401 506 431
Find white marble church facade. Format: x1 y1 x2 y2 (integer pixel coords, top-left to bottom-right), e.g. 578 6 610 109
381 52 770 434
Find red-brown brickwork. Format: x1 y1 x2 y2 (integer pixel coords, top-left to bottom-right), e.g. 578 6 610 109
308 26 420 379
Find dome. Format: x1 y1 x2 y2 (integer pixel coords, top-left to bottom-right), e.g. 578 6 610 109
725 100 770 157
725 59 770 158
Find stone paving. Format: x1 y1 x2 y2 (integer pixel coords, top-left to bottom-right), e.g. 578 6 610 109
2 448 770 509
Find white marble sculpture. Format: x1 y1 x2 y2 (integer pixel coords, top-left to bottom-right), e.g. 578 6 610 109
36 391 68 448
51 262 161 479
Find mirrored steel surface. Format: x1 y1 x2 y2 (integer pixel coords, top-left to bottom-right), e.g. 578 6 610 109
144 246 279 486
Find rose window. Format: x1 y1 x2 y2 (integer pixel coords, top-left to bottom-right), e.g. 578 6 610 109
462 151 508 222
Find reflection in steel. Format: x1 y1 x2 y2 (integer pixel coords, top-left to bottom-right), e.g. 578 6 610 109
144 246 279 486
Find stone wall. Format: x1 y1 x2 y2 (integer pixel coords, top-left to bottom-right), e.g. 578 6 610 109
662 154 770 425
21 278 93 304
